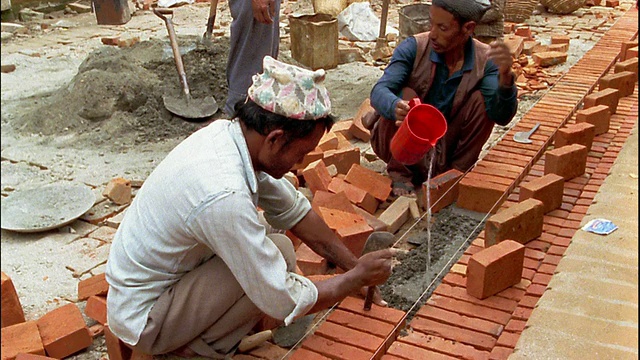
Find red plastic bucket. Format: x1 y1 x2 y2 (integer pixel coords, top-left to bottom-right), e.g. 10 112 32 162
390 98 447 165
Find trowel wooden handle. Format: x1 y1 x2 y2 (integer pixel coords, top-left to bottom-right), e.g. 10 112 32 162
238 329 273 353
364 286 375 311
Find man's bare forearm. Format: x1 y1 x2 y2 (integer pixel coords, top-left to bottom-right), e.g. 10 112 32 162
290 210 359 271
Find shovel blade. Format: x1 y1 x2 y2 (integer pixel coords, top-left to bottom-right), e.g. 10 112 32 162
163 94 218 120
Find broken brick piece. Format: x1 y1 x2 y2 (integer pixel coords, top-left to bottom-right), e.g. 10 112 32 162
545 144 588 180
103 177 132 205
1 272 25 328
554 122 596 151
100 36 120 46
550 35 570 44
467 240 525 299
77 273 109 301
1 321 46 360
519 174 565 214
583 88 619 115
36 303 92 359
485 198 544 246
575 104 611 135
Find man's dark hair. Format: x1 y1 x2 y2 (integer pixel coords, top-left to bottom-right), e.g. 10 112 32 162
235 99 335 145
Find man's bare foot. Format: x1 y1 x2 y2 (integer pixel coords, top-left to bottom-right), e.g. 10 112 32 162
391 179 417 198
362 111 378 130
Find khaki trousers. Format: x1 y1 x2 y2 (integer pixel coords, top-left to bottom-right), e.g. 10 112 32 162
134 231 296 359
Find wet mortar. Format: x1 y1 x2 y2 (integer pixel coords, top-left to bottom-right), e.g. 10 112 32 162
380 205 486 321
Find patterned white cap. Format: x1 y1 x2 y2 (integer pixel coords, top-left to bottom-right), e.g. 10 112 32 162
248 56 332 120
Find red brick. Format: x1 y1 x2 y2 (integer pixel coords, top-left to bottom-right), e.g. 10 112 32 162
548 43 569 52
519 294 541 309
328 177 378 214
421 169 464 213
103 177 132 205
314 321 384 353
338 296 405 325
555 122 596 151
409 317 497 351
101 36 120 46
295 243 328 276
311 190 356 215
496 287 525 302
620 40 638 61
14 355 56 360
317 131 338 152
1 321 46 360
416 305 504 337
302 159 332 194
1 272 25 328
353 205 388 232
583 88 619 115
550 35 570 45
526 283 548 297
514 26 532 39
442 272 467 288
576 104 611 135
323 147 361 175
614 57 638 76
336 221 374 256
505 319 527 333
484 199 544 246
489 346 514 360
293 148 323 171
288 348 332 360
512 306 534 321
302 335 373 360
545 144 588 180
387 341 459 359
457 177 509 214
427 294 512 325
533 51 567 67
77 273 109 301
247 341 288 359
398 331 491 360
605 0 619 6
503 34 524 57
344 164 392 202
466 240 525 300
317 206 368 231
598 71 637 97
327 309 396 338
349 99 373 142
84 295 107 325
495 331 520 348
518 174 565 215
433 283 518 313
104 325 132 360
36 304 92 359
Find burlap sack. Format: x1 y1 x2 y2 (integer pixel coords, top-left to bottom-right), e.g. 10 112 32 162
504 0 538 23
540 0 587 14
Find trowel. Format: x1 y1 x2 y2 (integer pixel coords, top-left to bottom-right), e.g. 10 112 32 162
513 123 540 144
362 231 395 310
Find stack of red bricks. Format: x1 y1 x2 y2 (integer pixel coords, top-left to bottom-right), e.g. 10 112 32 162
1 272 104 360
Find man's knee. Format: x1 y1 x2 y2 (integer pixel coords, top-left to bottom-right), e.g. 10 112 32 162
267 233 296 272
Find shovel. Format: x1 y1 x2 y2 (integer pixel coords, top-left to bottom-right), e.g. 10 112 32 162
372 0 393 60
513 123 540 144
362 231 395 310
154 8 218 120
202 0 219 43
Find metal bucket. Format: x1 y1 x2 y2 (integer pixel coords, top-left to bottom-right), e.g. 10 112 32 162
398 3 431 43
289 13 339 70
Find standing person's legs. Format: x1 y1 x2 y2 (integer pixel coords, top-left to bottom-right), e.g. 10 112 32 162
224 0 281 116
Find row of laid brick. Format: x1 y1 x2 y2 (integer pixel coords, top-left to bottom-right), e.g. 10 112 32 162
373 9 639 360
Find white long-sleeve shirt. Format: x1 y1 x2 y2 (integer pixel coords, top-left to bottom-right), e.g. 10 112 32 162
105 119 318 345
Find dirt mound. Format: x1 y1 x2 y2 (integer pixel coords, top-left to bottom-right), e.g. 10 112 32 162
15 36 231 149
